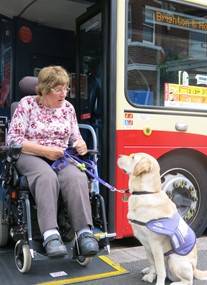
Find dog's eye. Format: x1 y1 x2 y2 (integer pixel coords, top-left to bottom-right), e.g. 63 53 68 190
130 153 135 159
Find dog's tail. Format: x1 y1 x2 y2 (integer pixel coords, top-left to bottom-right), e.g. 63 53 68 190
194 268 207 280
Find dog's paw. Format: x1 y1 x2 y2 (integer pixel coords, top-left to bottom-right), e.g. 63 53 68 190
142 267 150 274
142 271 156 283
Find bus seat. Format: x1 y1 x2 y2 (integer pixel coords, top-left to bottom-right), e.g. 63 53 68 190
127 90 153 105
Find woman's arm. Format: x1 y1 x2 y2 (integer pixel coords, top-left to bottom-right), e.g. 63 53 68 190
8 97 64 160
22 140 64 161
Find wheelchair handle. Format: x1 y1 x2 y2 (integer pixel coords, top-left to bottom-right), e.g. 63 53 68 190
0 146 9 156
7 143 22 162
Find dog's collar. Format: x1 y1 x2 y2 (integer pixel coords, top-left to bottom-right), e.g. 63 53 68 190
133 191 155 195
125 189 155 195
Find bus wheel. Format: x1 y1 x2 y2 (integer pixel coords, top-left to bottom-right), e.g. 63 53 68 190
0 199 9 247
159 152 207 237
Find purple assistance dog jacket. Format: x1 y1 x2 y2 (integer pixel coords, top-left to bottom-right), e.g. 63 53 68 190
131 212 196 256
146 213 196 256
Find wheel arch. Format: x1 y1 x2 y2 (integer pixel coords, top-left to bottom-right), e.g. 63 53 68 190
158 148 207 166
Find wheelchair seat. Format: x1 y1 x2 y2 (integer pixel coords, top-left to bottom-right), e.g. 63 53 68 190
0 76 115 273
19 76 38 95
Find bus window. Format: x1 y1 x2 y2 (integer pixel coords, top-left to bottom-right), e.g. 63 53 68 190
127 0 207 109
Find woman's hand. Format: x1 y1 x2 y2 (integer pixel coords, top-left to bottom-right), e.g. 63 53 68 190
43 146 64 161
73 139 87 156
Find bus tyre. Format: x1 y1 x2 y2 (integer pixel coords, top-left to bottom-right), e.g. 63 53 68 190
0 199 9 247
159 152 207 237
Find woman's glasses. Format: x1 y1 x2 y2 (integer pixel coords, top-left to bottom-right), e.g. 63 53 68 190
51 87 70 94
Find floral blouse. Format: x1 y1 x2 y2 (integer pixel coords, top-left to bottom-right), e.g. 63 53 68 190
7 96 83 149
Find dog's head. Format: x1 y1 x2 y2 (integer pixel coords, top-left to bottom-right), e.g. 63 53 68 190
117 153 161 193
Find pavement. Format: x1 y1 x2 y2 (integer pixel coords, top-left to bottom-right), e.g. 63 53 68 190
81 236 207 285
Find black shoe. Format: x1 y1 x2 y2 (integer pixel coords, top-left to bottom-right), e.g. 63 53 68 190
78 232 99 257
43 234 68 257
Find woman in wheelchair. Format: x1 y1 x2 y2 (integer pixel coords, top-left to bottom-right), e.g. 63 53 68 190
7 65 99 258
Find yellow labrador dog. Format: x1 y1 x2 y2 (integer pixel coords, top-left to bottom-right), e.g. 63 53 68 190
117 152 207 285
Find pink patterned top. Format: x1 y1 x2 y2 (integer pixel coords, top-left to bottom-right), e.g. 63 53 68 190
7 96 82 149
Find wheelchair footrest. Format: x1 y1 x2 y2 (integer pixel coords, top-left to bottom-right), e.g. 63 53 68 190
95 232 116 255
33 251 49 261
95 232 116 240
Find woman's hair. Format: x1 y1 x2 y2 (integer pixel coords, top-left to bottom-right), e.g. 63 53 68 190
36 66 70 95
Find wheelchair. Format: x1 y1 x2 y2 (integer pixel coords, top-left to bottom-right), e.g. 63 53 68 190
0 137 115 273
0 77 115 273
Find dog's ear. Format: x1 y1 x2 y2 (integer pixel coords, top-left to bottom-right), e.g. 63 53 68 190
133 157 153 176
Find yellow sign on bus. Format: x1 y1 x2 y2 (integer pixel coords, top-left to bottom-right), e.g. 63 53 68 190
164 83 207 109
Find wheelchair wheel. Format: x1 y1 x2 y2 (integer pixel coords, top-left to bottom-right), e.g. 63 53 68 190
14 240 32 273
0 199 9 247
76 256 92 266
73 239 93 266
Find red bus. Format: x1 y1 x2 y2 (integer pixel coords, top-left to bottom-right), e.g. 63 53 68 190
1 0 207 239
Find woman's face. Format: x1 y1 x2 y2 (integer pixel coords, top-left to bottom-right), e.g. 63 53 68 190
42 85 70 108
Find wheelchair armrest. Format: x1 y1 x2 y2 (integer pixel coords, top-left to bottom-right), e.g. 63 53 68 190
86 149 100 156
5 143 22 163
66 147 99 157
0 143 22 160
0 144 22 185
0 146 9 158
79 149 100 162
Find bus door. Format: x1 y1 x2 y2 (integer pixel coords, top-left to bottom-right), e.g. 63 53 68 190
75 2 109 200
75 8 103 152
75 7 103 178
75 1 117 236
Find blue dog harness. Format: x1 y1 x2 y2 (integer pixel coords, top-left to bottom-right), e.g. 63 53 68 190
51 147 117 192
51 147 91 173
130 212 196 256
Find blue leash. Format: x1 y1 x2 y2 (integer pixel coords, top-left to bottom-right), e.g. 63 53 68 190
51 147 118 192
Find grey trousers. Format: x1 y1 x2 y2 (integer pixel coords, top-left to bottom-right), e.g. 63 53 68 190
16 154 93 235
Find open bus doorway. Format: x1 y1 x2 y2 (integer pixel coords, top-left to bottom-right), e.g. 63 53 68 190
75 2 117 236
75 4 108 181
0 0 117 237
75 9 103 152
